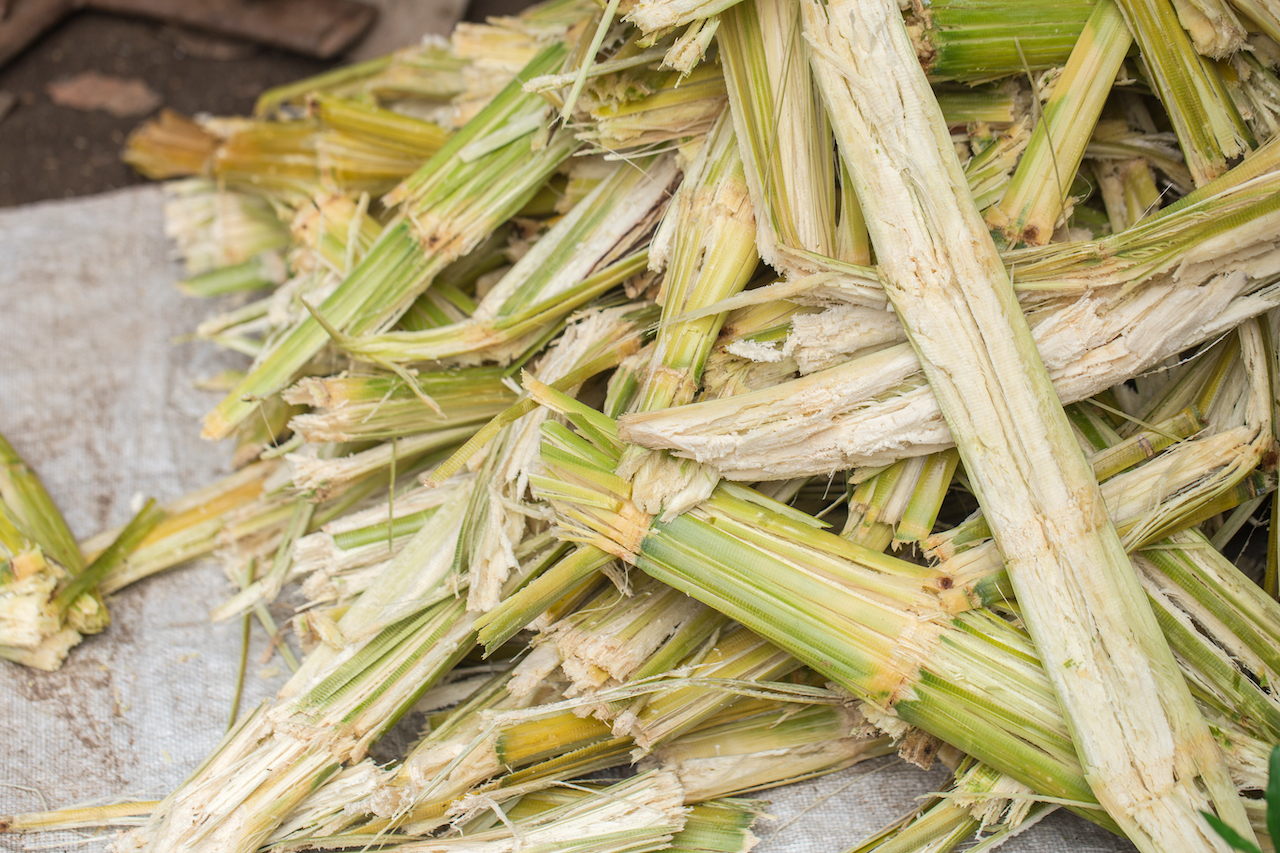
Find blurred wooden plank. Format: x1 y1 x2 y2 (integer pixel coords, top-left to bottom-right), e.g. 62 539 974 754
0 0 74 69
93 0 376 57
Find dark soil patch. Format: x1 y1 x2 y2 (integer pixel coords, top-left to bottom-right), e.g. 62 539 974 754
0 11 333 207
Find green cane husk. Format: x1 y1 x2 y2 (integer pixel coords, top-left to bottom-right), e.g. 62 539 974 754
1113 0 1253 185
253 44 465 119
52 499 165 615
985 0 1133 247
283 369 518 443
626 626 800 749
179 256 284 298
334 152 672 368
909 0 1098 83
202 44 578 442
848 755 1062 853
288 770 691 853
0 801 159 834
0 431 84 575
611 112 758 518
644 701 894 801
0 430 112 660
717 0 850 273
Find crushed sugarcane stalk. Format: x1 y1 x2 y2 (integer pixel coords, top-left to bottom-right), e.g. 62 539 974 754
800 1 1251 847
6 0 1280 851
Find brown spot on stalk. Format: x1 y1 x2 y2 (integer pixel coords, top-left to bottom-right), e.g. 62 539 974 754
903 8 936 72
1261 440 1278 472
899 728 942 770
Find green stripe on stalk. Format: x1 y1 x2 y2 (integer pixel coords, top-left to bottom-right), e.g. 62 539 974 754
894 450 960 546
427 343 644 489
1141 533 1280 700
911 0 1096 82
1089 408 1204 481
1112 0 1252 185
179 257 280 298
986 0 1132 247
53 499 164 614
331 506 442 551
0 430 83 573
670 800 764 853
935 83 1026 126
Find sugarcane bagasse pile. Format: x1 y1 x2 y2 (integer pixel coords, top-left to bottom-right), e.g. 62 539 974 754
3 0 1280 850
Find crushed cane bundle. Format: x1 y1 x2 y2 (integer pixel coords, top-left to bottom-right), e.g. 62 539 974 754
4 0 1280 851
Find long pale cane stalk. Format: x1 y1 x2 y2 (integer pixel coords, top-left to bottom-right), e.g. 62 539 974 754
801 0 1251 849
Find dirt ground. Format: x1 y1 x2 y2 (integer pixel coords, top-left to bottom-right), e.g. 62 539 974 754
0 12 331 206
0 0 524 207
